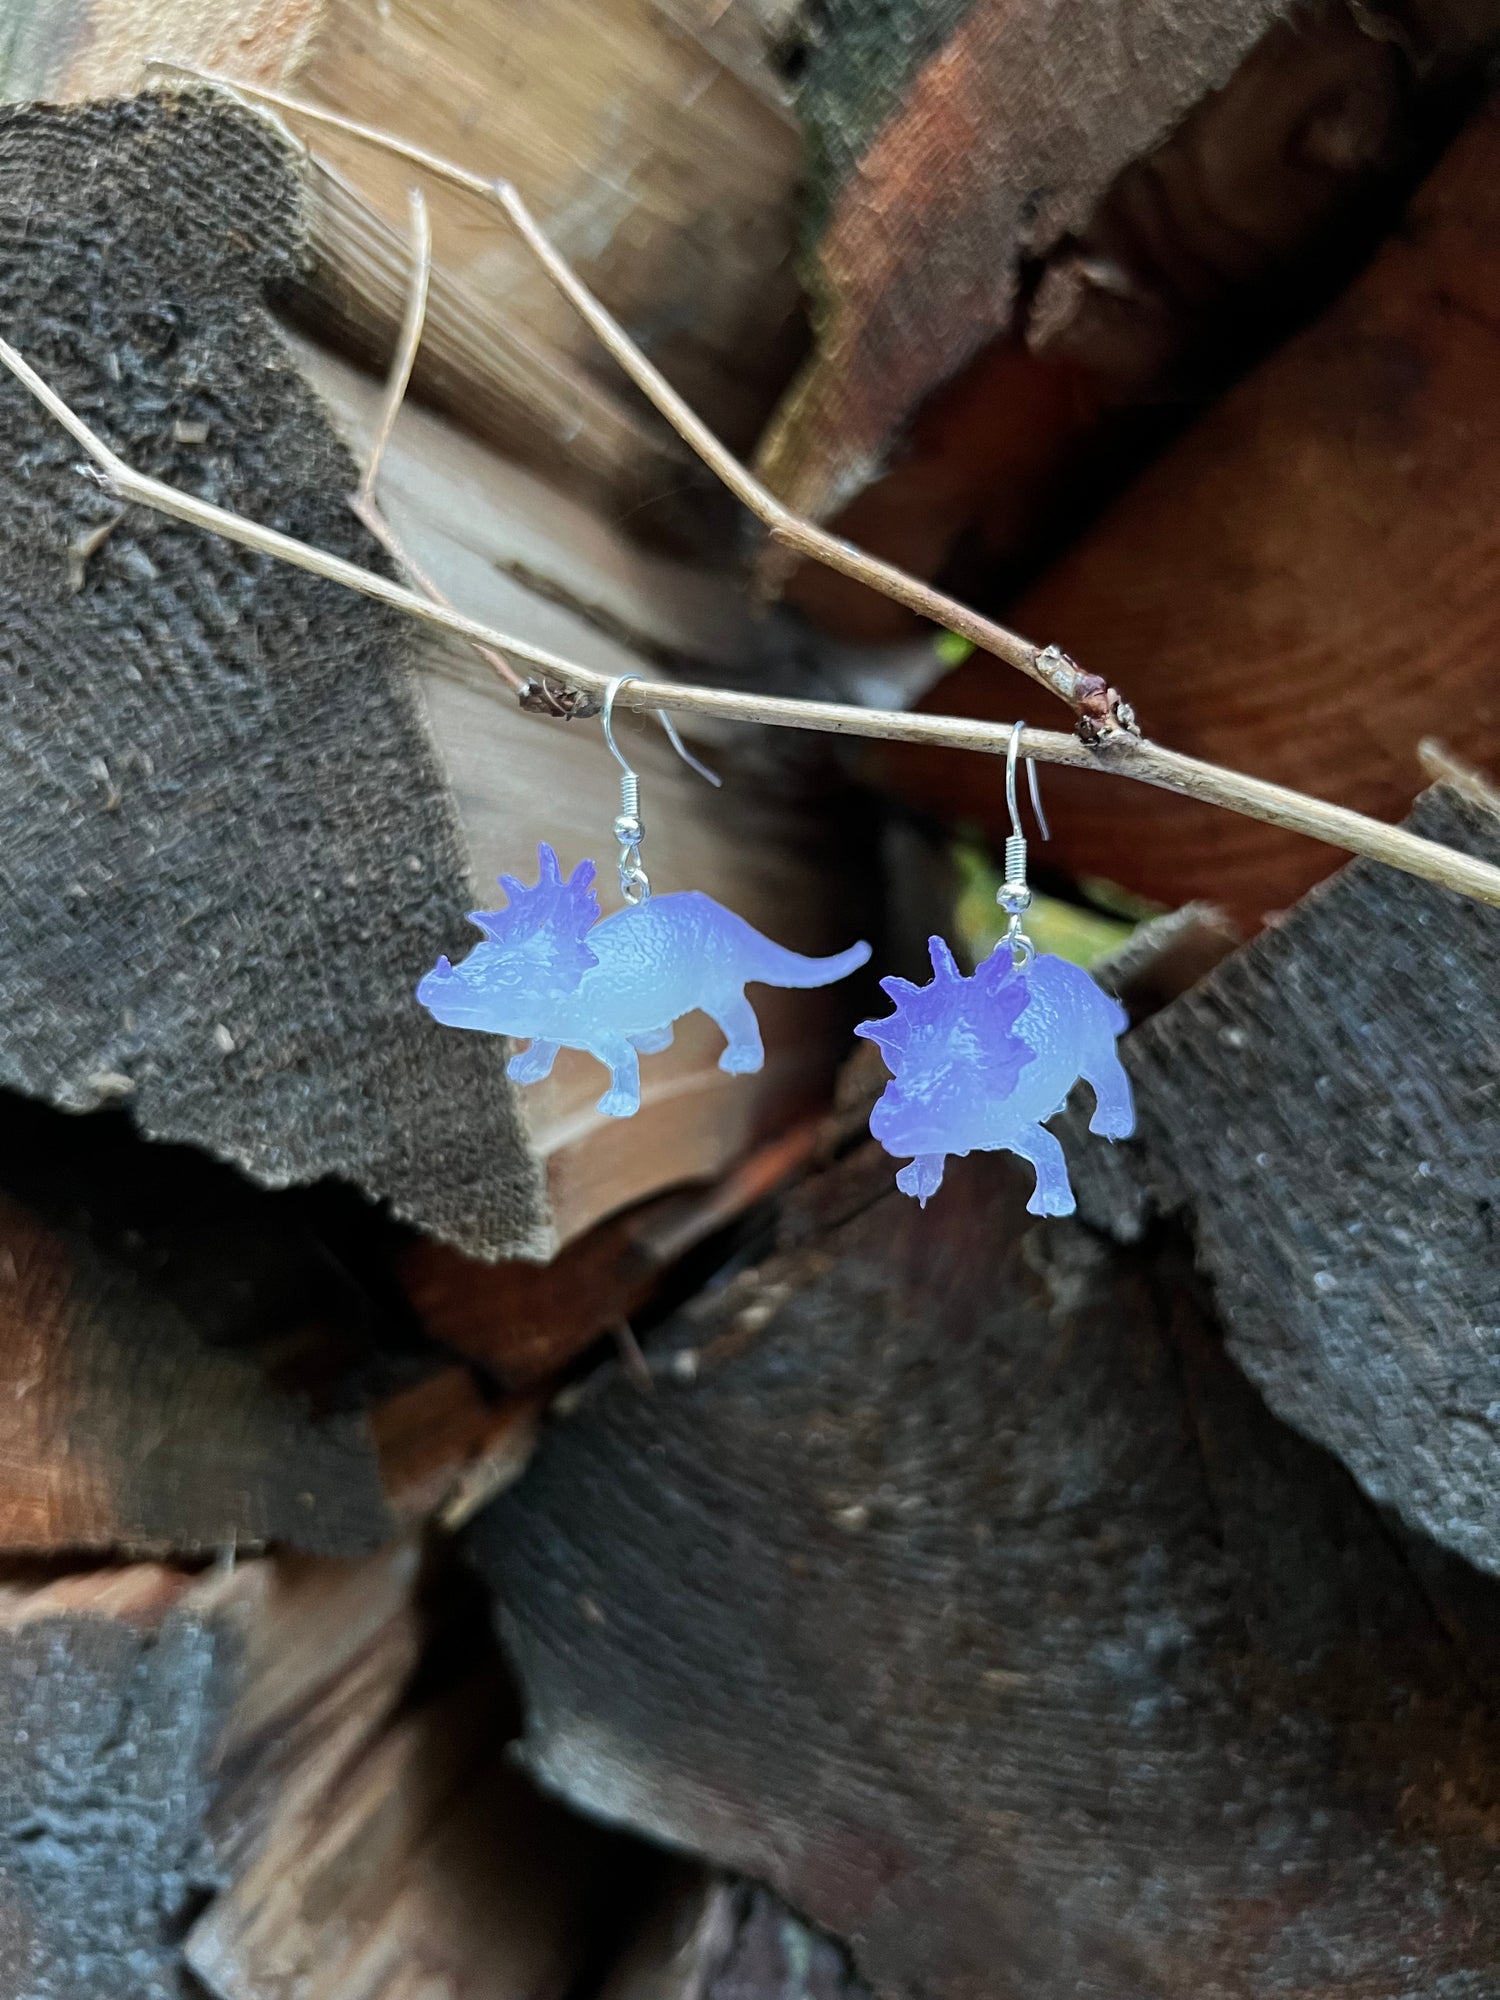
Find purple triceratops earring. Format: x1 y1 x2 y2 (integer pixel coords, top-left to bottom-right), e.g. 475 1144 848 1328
856 724 1133 1215
417 675 871 1118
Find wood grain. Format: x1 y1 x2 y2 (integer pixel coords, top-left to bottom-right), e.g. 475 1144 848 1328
1069 784 1500 1578
758 0 1289 539
471 1141 1500 1999
0 96 865 1257
0 1188 395 1555
2 0 805 523
188 1656 629 2000
878 96 1500 923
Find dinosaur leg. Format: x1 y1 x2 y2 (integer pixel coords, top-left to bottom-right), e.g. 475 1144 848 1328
1081 1045 1134 1139
1009 1124 1076 1217
705 991 764 1075
631 1024 675 1055
586 1037 642 1118
506 1039 560 1085
895 1154 946 1205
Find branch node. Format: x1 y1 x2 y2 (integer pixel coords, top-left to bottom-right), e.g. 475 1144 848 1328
1062 656 1141 746
518 677 603 720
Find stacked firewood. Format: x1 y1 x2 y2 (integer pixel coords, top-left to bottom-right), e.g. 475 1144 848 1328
2 5 1500 1997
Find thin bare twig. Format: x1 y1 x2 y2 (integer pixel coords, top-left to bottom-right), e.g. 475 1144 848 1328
354 183 431 512
4 335 1500 912
346 184 527 694
146 60 1135 740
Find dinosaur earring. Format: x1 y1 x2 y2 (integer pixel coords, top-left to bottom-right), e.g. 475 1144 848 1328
417 675 871 1118
856 725 1134 1214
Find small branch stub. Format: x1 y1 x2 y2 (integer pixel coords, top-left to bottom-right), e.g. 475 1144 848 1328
518 677 603 719
1035 647 1140 745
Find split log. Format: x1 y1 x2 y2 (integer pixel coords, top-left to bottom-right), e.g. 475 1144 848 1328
189 1661 628 1999
4 0 804 528
1066 783 1500 1579
0 1561 238 1998
0 1078 554 1554
0 93 865 1259
0 1183 394 1556
0 1526 631 1997
758 0 1500 636
199 1539 427 1883
878 92 1500 923
399 1119 821 1388
189 1541 637 2000
469 1140 1500 1999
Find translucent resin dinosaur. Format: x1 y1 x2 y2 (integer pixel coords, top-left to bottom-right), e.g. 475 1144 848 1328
417 843 871 1117
856 939 1133 1214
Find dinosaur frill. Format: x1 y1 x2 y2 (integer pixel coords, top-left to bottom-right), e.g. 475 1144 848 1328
857 939 1134 1213
418 843 871 1118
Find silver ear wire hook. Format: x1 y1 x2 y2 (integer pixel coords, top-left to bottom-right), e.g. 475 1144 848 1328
601 674 721 904
998 721 1049 966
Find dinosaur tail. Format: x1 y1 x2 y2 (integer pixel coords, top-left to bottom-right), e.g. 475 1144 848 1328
742 932 872 989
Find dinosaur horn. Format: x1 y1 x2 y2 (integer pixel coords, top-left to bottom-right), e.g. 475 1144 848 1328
493 875 527 904
433 954 453 976
569 858 597 890
536 842 562 885
928 936 961 981
854 1018 896 1051
878 975 919 1003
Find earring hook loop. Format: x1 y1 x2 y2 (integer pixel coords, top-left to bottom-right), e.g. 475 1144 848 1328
601 674 721 904
1004 722 1049 845
998 722 1047 967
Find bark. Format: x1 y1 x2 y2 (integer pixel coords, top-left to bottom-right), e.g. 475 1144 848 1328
0 1563 237 1999
0 92 545 1258
0 93 866 1257
3 0 805 530
1070 784 1500 1578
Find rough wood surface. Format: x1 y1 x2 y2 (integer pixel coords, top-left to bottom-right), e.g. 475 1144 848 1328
5 0 805 525
0 1186 394 1555
880 94 1500 922
0 92 545 1258
298 339 873 1246
189 1655 629 2000
758 0 1290 538
0 1561 237 1999
471 1143 1500 1999
289 154 697 526
766 0 1500 643
400 1121 820 1387
199 1539 426 1882
0 1085 542 1554
0 94 864 1255
1066 785 1500 1580
782 0 1447 639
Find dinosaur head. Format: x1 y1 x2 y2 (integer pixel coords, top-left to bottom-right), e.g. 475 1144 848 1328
856 936 1033 1157
418 843 601 1031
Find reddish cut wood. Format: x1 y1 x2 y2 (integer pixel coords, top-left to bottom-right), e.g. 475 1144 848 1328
399 1120 822 1386
0 1190 393 1557
877 95 1500 925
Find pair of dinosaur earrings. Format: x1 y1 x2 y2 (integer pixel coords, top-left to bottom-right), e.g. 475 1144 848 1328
416 677 1133 1216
